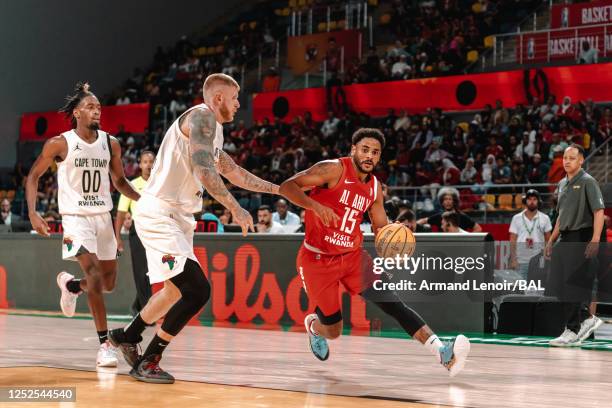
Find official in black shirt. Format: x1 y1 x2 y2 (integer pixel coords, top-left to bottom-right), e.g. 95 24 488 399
545 144 605 346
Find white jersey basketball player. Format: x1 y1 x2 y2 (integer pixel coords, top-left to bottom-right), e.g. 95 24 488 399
109 73 279 384
26 82 140 367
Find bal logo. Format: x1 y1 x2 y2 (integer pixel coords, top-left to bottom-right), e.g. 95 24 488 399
63 237 74 251
162 254 176 270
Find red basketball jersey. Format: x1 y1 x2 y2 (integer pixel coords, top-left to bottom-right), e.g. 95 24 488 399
304 157 379 255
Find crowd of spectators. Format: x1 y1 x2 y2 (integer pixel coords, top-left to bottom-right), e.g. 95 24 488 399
337 0 541 84
2 92 610 226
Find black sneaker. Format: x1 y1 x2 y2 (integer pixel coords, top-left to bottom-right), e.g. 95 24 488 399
108 328 141 367
129 354 175 384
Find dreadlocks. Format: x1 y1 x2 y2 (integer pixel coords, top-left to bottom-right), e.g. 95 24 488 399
59 82 95 128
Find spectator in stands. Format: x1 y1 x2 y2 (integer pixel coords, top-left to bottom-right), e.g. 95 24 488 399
394 109 411 131
325 37 341 74
0 199 20 228
515 132 535 161
256 205 285 233
540 95 559 123
169 93 188 121
509 189 552 279
294 209 306 233
461 158 478 184
116 92 131 105
510 159 527 188
493 99 510 126
417 187 481 232
397 209 431 233
321 111 340 138
527 153 548 183
548 133 569 161
272 198 300 232
485 136 504 158
201 206 224 233
440 211 468 233
441 158 460 185
391 55 411 79
578 40 598 64
493 157 511 185
481 154 496 185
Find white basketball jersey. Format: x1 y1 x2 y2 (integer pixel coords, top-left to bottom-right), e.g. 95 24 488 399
143 104 224 213
57 130 113 215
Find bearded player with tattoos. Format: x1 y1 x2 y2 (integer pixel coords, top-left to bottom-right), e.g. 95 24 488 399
109 73 279 383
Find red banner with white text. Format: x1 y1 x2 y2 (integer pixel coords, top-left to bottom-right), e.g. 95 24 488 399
253 64 612 122
551 0 612 28
19 103 149 141
517 26 612 63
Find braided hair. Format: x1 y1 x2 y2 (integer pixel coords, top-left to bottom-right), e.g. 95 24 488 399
58 82 95 128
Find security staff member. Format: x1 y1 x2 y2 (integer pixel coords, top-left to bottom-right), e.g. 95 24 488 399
114 151 155 315
545 144 605 347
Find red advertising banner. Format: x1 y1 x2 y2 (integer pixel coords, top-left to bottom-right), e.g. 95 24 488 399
287 29 361 75
517 25 612 63
551 0 612 28
19 103 150 141
253 63 612 122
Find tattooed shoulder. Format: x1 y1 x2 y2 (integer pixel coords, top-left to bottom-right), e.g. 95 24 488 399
187 108 216 142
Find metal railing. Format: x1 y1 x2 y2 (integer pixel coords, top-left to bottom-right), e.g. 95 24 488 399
585 135 611 183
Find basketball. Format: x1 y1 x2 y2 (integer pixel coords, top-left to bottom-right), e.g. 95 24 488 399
374 223 416 258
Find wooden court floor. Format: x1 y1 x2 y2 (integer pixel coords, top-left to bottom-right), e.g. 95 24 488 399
0 314 611 408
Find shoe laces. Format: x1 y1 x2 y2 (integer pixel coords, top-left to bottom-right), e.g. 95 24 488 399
144 356 163 374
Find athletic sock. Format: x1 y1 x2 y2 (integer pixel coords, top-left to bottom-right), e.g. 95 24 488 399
143 334 170 358
66 279 82 294
124 313 147 341
98 330 109 344
424 334 444 357
308 317 320 336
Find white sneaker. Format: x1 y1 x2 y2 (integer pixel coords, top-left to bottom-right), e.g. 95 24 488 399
549 328 582 347
97 341 118 367
56 271 79 317
577 316 604 342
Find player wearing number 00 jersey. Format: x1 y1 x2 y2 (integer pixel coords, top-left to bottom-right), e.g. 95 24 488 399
26 82 140 367
279 128 471 377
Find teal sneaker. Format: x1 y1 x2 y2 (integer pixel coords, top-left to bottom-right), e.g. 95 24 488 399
439 334 470 377
304 314 329 361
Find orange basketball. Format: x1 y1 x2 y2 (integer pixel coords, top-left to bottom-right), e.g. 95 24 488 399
374 223 416 258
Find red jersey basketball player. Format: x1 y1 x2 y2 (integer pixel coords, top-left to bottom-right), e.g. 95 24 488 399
280 128 470 376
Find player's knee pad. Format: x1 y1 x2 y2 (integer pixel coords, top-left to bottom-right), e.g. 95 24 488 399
170 258 211 312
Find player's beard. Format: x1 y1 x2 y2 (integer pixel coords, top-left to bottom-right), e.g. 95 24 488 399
527 203 538 212
88 121 100 131
352 156 374 174
219 104 232 123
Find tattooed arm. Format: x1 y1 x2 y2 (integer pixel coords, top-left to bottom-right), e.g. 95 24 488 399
217 150 279 194
188 109 254 235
